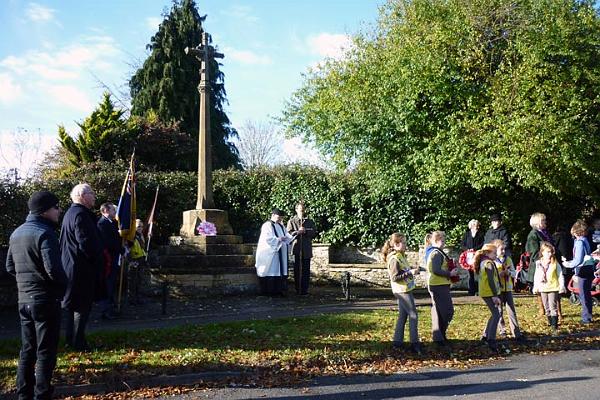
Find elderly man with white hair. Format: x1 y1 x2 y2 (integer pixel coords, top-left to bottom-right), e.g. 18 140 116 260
60 183 103 352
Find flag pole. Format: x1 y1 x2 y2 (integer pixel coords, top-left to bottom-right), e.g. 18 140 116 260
115 151 136 313
116 243 126 314
145 185 160 262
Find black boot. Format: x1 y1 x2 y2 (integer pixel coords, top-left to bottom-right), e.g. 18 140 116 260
410 342 423 355
550 316 559 337
547 315 552 327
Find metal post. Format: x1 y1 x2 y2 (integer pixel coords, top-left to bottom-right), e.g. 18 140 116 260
161 280 168 315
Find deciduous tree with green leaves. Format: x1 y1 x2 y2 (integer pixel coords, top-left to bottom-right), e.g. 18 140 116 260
283 0 600 232
129 0 240 170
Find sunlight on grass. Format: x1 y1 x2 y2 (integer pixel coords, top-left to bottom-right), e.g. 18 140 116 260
1 296 598 392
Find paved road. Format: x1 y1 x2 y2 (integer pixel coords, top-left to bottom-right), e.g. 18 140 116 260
163 349 600 400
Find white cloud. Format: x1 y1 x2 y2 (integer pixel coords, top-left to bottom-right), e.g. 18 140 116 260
0 73 23 104
224 47 272 65
222 5 259 23
146 16 162 31
307 32 352 59
40 84 94 112
0 35 120 92
26 2 56 22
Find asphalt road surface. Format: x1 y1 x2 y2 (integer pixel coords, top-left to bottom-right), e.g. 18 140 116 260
160 349 600 400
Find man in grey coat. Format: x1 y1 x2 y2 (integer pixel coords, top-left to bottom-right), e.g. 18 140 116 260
6 191 66 400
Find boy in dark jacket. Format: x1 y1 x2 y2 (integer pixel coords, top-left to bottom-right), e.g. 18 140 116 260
6 191 67 400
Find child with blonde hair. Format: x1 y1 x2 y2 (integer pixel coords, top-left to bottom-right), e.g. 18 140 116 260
425 231 459 347
383 233 422 354
533 242 565 336
491 239 526 343
473 243 502 352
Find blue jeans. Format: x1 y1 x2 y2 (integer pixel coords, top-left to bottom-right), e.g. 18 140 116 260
17 302 61 400
577 265 594 322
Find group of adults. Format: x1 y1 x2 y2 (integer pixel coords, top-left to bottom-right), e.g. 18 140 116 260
461 212 598 325
254 202 318 297
5 185 146 399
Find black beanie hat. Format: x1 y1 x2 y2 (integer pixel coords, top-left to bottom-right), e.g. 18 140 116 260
28 191 59 215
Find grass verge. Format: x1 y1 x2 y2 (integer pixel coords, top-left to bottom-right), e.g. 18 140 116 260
0 295 598 396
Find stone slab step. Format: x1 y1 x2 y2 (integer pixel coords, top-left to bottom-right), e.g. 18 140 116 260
157 254 255 269
159 243 254 256
151 266 257 275
169 235 243 245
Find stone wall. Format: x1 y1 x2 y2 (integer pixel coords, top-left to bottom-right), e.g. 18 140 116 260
308 244 468 290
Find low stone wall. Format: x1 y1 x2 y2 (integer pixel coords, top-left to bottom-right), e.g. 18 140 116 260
309 244 469 290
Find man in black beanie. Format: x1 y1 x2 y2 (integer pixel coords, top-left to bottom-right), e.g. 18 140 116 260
6 190 67 400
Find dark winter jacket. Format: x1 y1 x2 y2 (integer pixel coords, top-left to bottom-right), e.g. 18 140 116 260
97 216 122 261
525 229 544 283
60 203 103 312
484 225 512 256
460 229 485 251
553 231 574 264
5 214 67 304
286 216 318 258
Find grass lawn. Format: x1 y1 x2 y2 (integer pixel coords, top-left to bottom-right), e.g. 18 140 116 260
0 295 598 395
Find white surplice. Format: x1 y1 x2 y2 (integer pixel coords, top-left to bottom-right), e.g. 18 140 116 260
255 221 294 277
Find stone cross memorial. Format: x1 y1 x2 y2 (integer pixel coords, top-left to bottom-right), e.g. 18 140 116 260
156 31 256 295
181 32 233 236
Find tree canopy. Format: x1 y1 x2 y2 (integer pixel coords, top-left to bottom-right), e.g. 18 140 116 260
283 0 600 205
129 0 240 170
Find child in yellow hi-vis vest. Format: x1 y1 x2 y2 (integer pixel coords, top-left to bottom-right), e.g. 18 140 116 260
473 243 502 353
533 241 565 336
491 239 526 343
126 219 147 305
382 233 422 355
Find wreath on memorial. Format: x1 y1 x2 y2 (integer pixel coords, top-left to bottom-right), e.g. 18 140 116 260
196 221 217 236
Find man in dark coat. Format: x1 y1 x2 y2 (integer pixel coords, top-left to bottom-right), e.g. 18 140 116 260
286 202 318 295
484 213 513 257
97 202 122 319
60 183 103 351
6 190 66 399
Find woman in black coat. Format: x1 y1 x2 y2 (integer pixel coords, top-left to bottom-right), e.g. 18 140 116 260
461 219 485 295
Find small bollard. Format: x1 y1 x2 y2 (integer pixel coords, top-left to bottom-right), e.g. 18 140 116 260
345 272 351 301
161 281 168 315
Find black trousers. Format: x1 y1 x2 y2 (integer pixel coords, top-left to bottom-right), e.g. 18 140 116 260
17 302 61 400
468 270 478 295
293 255 311 295
63 308 90 350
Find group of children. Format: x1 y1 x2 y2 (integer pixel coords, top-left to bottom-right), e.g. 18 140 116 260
382 230 570 354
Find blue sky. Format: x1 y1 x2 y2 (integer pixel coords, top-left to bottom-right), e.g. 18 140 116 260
0 0 384 175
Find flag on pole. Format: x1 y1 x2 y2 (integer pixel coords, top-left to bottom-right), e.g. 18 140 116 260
145 185 159 255
116 152 137 242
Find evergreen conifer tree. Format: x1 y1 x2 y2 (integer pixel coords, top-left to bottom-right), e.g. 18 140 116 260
129 0 240 170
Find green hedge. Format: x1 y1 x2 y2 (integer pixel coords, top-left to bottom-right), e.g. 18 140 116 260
1 163 589 249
